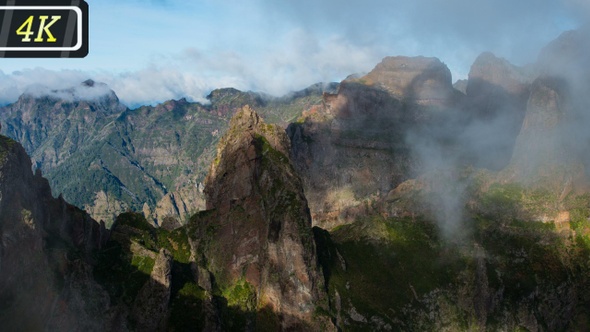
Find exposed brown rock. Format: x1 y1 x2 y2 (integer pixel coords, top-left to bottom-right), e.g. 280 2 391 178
84 190 128 227
287 66 417 229
358 56 456 106
149 183 205 228
193 106 333 330
467 52 531 98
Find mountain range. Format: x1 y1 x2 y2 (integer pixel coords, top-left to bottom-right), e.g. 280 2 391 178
1 28 590 331
0 81 337 227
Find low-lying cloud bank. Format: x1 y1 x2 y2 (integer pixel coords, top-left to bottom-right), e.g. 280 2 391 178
1 0 587 108
0 32 381 108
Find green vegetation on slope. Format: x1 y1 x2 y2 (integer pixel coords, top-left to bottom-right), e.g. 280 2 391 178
92 212 280 331
316 211 590 331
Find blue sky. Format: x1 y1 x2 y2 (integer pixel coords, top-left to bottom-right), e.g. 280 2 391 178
0 0 585 107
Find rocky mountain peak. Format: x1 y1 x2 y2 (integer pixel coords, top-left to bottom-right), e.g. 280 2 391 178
0 82 127 172
205 105 292 212
206 88 265 117
229 104 261 129
503 75 588 193
537 29 590 78
155 97 189 112
82 79 96 87
357 55 455 105
196 106 331 329
19 79 120 105
499 28 590 194
458 52 533 170
467 52 531 97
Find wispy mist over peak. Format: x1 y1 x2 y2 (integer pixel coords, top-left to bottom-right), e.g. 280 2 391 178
0 69 89 105
401 26 590 238
22 80 115 103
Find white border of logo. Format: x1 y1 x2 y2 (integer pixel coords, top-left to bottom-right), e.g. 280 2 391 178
0 6 82 51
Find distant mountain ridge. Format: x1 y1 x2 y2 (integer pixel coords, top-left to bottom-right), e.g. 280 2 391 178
0 82 338 226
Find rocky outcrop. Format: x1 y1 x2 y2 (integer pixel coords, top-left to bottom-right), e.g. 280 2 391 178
461 52 532 170
467 52 531 100
503 76 588 193
191 106 332 330
84 190 129 226
358 56 458 106
131 248 173 331
288 57 461 229
149 184 206 228
0 135 111 331
499 28 590 196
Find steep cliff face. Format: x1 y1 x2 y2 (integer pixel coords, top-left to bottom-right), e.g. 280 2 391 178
500 29 590 197
503 77 583 190
462 52 532 170
86 107 334 330
288 56 464 229
0 135 111 331
190 106 332 330
287 45 586 230
467 52 531 99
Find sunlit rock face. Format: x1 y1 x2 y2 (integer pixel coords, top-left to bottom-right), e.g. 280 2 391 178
360 56 457 106
287 56 462 229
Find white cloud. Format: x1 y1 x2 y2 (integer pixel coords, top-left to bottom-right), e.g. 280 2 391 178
0 69 90 103
23 82 114 102
0 1 584 107
0 27 382 107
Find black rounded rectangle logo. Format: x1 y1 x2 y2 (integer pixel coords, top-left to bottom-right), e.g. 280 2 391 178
0 0 88 58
